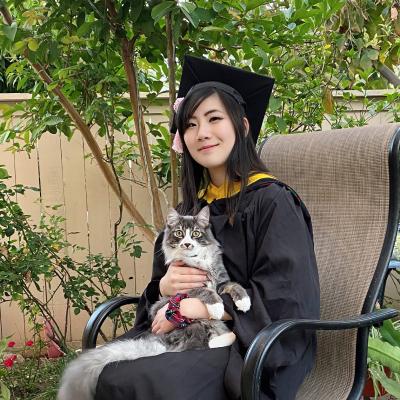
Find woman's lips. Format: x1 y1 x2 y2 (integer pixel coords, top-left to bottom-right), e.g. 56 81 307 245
199 144 219 152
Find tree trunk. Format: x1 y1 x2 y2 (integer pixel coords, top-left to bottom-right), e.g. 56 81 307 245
106 0 164 232
166 12 179 208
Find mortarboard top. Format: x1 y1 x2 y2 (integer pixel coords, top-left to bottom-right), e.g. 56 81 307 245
171 55 275 143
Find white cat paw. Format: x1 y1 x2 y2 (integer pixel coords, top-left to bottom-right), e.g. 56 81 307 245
235 296 251 312
208 332 236 348
206 303 224 320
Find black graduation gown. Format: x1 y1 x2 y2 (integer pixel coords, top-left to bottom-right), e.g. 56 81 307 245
95 179 320 400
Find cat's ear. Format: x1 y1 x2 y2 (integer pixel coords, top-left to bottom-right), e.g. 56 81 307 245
166 208 180 226
196 206 210 228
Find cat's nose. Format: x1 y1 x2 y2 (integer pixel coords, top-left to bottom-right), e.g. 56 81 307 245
181 242 193 249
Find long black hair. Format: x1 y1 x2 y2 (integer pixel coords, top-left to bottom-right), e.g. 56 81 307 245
175 85 270 220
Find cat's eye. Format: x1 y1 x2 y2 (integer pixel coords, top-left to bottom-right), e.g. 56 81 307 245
174 230 184 238
192 231 202 238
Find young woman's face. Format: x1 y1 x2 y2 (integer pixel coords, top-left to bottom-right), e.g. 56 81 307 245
183 93 236 185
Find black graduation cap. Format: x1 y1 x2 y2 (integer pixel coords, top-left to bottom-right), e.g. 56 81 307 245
171 55 275 143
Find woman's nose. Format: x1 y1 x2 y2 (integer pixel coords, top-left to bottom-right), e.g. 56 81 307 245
196 122 211 140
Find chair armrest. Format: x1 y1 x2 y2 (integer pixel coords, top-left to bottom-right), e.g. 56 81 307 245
241 308 398 400
82 296 140 350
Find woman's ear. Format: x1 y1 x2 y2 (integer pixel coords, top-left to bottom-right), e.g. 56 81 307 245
243 117 250 137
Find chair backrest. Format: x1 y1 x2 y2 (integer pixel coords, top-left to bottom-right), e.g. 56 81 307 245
259 124 400 399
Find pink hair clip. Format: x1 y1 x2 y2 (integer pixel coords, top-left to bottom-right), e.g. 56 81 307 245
172 132 184 154
172 97 185 154
173 97 184 112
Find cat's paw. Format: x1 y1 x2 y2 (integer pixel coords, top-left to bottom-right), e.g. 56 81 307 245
208 332 236 348
235 296 251 312
206 303 224 320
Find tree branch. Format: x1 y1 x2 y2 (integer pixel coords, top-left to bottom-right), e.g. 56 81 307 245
1 5 156 243
166 12 179 208
378 64 400 87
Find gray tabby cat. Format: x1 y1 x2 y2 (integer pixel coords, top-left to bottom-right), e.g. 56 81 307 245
57 206 250 400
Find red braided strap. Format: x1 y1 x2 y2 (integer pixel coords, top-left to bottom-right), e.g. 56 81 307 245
165 293 192 329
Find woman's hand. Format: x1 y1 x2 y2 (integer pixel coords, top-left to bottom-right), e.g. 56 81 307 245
151 298 233 335
151 304 175 335
180 298 233 321
159 260 209 296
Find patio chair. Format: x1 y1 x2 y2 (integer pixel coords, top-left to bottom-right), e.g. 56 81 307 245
82 123 400 400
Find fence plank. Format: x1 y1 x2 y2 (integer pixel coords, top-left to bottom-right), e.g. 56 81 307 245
36 133 69 341
60 132 92 342
82 131 116 338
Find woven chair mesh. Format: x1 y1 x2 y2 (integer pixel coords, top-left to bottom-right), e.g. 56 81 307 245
259 124 399 400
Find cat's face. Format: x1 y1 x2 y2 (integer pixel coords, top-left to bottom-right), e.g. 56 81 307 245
164 206 213 255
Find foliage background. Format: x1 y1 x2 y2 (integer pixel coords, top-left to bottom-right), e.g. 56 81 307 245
0 0 399 397
0 0 399 344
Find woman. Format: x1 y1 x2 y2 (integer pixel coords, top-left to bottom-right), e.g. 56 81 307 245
95 56 320 400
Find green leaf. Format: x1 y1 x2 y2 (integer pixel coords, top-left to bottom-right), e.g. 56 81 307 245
13 40 26 53
268 96 282 113
370 369 400 398
44 116 63 126
360 54 372 70
4 226 14 237
0 168 9 179
77 22 94 37
252 56 263 70
212 2 225 12
367 48 379 61
276 117 287 132
368 337 400 373
46 81 58 91
151 1 175 23
283 56 305 71
179 3 199 27
61 35 80 45
381 319 400 347
282 7 293 20
179 2 196 14
2 22 17 42
202 26 225 32
0 381 11 400
245 0 269 11
131 0 144 23
0 130 11 143
132 245 142 258
28 38 39 52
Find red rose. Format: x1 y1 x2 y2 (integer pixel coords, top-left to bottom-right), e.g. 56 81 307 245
25 340 34 347
7 341 16 348
3 355 15 368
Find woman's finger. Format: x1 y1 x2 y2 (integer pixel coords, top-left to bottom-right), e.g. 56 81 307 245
173 274 208 284
177 281 208 291
175 266 208 275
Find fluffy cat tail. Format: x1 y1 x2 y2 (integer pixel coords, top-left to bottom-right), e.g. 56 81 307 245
57 337 167 400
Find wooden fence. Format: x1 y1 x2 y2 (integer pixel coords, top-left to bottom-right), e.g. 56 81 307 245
0 91 398 347
0 94 171 346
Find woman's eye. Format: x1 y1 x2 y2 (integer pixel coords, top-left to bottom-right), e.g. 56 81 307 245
174 230 183 238
187 122 196 128
210 116 221 122
192 231 201 238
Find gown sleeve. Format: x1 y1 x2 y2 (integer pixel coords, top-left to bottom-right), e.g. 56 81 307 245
131 231 167 334
221 185 320 369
